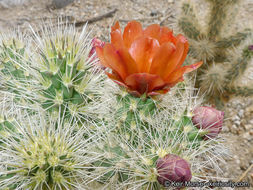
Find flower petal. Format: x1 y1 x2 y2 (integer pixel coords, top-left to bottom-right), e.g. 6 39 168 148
165 61 202 83
143 24 161 40
106 72 128 88
125 73 165 94
111 30 124 49
174 34 189 70
123 21 143 49
96 46 109 67
117 48 138 75
149 42 176 76
159 26 174 44
103 44 128 80
111 21 121 32
162 38 187 80
183 61 203 73
129 37 160 73
103 43 138 78
165 68 185 84
144 24 174 45
148 89 170 96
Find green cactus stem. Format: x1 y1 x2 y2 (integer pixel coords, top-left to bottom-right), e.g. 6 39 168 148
0 24 105 124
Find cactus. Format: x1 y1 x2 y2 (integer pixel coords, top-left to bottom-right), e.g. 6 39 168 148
0 23 105 123
90 78 227 189
88 20 229 189
101 79 210 144
177 0 253 106
0 109 102 189
0 31 33 104
0 94 20 148
0 19 231 190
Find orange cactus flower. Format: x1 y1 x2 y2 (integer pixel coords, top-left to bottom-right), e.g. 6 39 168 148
96 21 202 97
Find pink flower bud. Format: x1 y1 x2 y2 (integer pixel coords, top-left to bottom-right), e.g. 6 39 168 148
89 38 106 70
248 45 253 51
156 154 192 187
192 106 224 139
89 38 105 59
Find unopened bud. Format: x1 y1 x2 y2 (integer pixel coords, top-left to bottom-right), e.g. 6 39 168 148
192 106 224 140
156 154 192 187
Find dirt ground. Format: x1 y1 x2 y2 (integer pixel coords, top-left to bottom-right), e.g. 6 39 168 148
0 0 253 189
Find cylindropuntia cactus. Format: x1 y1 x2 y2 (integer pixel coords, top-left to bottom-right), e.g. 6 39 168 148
0 22 105 123
177 0 253 106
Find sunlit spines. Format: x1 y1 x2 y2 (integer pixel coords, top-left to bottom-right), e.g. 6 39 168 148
0 94 22 149
0 109 103 189
95 112 227 189
30 21 106 122
0 21 106 124
199 64 228 95
189 35 217 64
0 29 34 106
94 78 227 189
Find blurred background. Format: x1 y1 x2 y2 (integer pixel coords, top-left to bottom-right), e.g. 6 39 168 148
0 0 253 188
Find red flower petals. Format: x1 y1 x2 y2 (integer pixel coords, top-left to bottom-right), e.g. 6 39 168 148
96 20 203 97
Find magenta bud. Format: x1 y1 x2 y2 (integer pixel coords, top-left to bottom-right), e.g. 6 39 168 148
89 38 105 58
156 154 192 187
89 38 106 70
248 45 253 51
192 106 224 139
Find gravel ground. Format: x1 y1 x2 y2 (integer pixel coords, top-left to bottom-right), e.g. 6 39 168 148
0 0 252 189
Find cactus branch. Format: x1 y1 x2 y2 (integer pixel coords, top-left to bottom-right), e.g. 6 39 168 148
207 1 235 39
213 53 229 63
225 86 253 97
225 57 249 85
178 18 201 40
206 0 240 4
216 29 251 48
181 3 198 21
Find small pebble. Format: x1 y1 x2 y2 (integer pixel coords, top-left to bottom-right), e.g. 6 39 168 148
52 0 74 9
230 124 238 134
233 115 240 121
234 120 241 126
150 11 158 16
244 124 252 130
238 109 244 117
223 125 229 132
